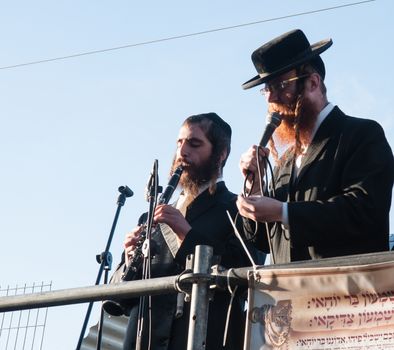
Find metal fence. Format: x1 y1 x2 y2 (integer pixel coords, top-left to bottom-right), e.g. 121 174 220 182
0 282 51 350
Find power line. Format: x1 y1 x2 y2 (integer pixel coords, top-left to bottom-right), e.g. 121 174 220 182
0 0 376 71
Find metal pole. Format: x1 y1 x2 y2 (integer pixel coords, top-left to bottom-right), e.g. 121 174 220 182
187 245 213 350
0 276 178 313
77 185 133 350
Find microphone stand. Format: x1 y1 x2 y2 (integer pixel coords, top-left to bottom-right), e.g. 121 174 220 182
76 185 134 350
136 160 160 350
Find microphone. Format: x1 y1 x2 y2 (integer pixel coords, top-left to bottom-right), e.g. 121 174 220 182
145 160 159 202
243 112 283 184
258 112 283 147
158 166 183 205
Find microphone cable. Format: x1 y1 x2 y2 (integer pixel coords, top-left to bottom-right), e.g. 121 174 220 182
241 145 278 264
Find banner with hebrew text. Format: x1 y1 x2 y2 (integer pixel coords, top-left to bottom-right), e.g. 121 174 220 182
244 261 394 349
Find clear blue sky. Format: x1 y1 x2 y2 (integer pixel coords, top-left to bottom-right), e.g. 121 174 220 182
0 1 392 349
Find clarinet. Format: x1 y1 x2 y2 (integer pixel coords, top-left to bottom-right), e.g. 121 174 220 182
103 165 183 316
121 165 183 282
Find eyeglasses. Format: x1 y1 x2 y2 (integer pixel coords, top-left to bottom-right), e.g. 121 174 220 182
260 74 310 96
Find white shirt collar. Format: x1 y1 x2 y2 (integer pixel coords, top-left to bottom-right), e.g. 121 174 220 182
295 102 334 171
184 176 223 197
176 177 223 210
310 102 334 141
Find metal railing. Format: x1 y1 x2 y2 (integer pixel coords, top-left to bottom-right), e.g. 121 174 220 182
0 248 393 349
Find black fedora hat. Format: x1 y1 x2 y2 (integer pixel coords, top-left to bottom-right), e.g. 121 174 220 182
242 29 332 90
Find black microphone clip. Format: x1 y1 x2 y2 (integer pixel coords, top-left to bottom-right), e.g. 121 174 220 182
118 185 134 198
117 185 134 206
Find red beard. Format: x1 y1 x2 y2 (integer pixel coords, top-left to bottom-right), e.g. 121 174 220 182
270 95 320 148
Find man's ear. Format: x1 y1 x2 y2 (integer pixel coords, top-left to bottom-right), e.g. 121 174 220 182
219 150 229 168
308 72 321 92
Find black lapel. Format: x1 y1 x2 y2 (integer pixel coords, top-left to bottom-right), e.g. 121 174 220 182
274 150 296 201
296 107 342 184
185 182 226 222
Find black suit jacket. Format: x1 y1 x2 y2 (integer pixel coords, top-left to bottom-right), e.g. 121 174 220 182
119 181 251 350
254 106 394 263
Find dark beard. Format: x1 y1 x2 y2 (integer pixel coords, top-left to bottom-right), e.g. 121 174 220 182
170 156 220 198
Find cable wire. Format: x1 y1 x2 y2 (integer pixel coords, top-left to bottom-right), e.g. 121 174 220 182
0 0 376 71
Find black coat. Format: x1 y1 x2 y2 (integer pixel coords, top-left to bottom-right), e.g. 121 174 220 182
252 106 394 263
117 182 252 350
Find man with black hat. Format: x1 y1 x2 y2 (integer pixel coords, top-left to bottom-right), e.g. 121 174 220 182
110 113 252 349
237 29 394 264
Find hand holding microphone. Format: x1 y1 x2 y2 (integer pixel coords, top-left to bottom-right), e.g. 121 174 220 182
239 146 270 177
240 112 282 171
240 112 282 195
